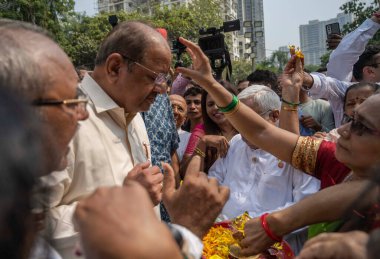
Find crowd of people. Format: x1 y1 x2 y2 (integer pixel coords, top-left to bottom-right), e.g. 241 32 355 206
1 5 380 259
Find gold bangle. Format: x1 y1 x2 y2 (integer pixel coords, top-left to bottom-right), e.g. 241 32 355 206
224 100 240 116
282 105 298 111
194 147 206 158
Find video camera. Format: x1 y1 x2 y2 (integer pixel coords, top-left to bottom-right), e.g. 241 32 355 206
198 19 240 80
172 38 187 68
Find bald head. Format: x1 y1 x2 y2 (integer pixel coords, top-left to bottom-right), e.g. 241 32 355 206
95 21 170 66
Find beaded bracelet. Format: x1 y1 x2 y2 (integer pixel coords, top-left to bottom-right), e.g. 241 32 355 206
217 95 239 113
281 98 300 107
260 213 282 242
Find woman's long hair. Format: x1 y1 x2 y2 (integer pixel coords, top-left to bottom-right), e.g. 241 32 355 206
201 80 238 135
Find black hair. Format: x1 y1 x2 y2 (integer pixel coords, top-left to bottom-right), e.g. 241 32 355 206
201 80 236 136
247 69 278 89
183 85 202 98
353 45 380 81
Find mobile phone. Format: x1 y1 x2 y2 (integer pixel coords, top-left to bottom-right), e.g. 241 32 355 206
325 22 341 36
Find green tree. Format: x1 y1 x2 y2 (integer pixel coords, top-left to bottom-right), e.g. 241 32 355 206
270 50 289 72
0 0 75 36
59 0 224 68
231 60 253 84
340 0 380 44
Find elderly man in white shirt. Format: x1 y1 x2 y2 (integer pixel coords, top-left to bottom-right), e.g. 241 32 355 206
209 85 320 254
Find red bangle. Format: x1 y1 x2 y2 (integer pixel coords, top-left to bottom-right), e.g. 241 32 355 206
260 213 282 242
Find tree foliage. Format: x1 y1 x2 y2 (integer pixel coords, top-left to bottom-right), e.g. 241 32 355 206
340 0 380 44
0 0 75 36
231 60 253 84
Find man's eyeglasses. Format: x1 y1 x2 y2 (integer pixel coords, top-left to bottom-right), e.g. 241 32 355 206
32 88 88 114
120 54 171 90
344 115 380 136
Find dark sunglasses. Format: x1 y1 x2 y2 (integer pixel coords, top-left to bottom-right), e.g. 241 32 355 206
345 115 380 136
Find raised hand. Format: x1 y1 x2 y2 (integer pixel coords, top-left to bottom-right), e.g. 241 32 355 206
176 37 218 91
162 156 230 239
124 161 164 206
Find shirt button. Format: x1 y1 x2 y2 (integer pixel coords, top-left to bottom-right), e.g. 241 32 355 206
252 157 258 163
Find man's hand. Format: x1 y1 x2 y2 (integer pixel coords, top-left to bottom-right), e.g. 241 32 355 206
124 161 164 206
74 184 182 259
202 135 229 158
326 34 342 50
297 231 368 259
300 115 322 132
239 217 276 256
162 157 229 239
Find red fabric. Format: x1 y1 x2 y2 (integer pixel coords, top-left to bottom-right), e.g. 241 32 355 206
315 140 351 189
184 124 205 155
156 28 168 40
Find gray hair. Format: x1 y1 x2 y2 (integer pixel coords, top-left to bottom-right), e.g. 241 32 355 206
0 19 53 100
238 84 281 113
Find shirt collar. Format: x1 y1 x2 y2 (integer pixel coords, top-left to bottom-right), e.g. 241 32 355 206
80 73 120 114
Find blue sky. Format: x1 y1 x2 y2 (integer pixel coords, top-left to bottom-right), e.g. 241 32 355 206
74 0 372 57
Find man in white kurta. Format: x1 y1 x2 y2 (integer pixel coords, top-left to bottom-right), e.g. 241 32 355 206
209 134 320 220
209 85 320 254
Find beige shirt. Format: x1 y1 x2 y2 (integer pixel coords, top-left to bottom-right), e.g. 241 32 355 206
42 74 156 256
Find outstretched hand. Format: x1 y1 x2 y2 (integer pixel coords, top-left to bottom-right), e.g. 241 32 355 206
176 37 218 91
162 156 229 239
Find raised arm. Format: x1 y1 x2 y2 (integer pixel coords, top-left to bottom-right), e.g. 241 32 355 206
327 7 380 81
176 37 300 164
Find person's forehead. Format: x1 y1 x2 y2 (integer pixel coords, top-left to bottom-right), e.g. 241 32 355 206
356 94 380 129
170 97 186 108
185 94 201 100
373 52 380 61
347 86 374 99
142 41 171 68
238 81 249 87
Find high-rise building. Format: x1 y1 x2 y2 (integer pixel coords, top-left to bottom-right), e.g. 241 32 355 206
236 0 265 63
98 0 134 12
300 13 353 66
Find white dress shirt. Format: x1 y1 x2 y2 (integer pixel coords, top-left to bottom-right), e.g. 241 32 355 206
209 134 320 219
42 74 203 258
41 74 155 257
209 135 320 254
311 19 380 127
327 19 380 82
177 129 191 161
